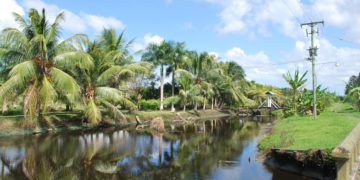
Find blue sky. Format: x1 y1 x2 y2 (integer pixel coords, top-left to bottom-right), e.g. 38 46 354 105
1 0 360 95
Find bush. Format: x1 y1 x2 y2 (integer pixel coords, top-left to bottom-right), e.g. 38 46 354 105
271 109 284 117
138 99 160 111
284 109 294 117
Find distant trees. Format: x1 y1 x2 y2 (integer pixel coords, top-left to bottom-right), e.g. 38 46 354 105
345 73 360 111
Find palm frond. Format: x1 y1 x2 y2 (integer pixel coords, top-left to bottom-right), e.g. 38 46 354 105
95 87 122 102
8 60 36 85
39 75 57 113
100 99 127 123
53 51 94 70
85 97 101 124
97 66 134 84
50 67 81 103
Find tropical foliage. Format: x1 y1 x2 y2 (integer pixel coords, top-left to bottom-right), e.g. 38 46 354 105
345 73 360 111
0 8 342 125
282 69 308 115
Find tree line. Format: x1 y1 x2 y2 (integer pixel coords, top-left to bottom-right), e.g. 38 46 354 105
0 8 343 124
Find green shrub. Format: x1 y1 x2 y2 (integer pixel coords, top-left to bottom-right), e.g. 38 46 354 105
284 109 294 117
138 99 160 111
271 109 284 117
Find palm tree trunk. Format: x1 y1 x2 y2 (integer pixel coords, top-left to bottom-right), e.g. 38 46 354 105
171 69 175 112
35 100 41 117
183 102 186 112
194 102 198 110
294 91 297 116
211 96 214 110
2 99 8 115
203 96 206 110
66 104 70 111
214 97 217 109
160 64 164 111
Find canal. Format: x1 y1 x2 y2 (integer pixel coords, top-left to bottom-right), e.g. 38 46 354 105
0 116 313 179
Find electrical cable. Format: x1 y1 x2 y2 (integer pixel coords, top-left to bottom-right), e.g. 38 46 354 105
241 59 307 69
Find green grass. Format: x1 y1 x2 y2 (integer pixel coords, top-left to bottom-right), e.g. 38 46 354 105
258 103 360 151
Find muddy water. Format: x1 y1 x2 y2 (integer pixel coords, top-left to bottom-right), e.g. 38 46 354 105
0 116 313 179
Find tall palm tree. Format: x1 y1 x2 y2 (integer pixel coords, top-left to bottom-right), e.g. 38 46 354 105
282 69 308 115
0 8 93 121
166 41 186 112
142 41 171 111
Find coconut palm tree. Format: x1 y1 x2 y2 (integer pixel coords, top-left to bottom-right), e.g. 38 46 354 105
184 51 215 110
79 32 152 124
0 8 93 121
165 69 203 111
142 41 171 111
282 69 308 115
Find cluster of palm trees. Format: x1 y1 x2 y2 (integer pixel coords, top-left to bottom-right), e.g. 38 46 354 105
0 8 275 124
142 41 252 111
0 9 151 124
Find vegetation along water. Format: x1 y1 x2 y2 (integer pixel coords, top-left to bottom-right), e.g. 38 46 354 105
0 6 360 180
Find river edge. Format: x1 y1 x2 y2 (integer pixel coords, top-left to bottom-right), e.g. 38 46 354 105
256 116 337 179
0 109 235 140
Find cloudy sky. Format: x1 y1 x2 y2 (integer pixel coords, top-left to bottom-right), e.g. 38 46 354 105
1 0 359 95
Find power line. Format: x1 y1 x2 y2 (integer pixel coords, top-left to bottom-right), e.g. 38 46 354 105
241 59 307 69
280 0 304 24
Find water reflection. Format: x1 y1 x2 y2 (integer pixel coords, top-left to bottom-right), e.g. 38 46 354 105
0 116 312 179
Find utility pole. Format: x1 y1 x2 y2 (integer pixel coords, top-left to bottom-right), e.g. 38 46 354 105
301 21 324 120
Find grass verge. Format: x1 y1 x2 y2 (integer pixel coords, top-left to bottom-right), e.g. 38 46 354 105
258 103 360 151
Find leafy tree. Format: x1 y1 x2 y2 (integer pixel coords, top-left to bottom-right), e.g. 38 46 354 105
0 8 93 121
282 69 308 116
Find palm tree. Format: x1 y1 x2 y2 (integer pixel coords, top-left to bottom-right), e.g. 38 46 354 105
166 41 186 112
348 87 360 111
184 51 215 110
0 8 93 121
79 32 152 124
165 69 203 111
282 69 308 115
142 41 171 111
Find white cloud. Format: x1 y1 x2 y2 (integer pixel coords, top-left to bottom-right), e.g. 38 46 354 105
0 0 24 30
224 47 276 83
222 39 360 95
131 33 165 52
20 0 125 33
311 0 360 44
84 14 125 33
202 0 360 43
144 33 164 45
208 52 219 59
184 22 193 30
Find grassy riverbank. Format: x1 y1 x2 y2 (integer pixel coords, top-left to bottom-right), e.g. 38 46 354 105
258 103 360 151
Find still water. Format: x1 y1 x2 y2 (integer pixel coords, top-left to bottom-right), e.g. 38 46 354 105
0 116 312 179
